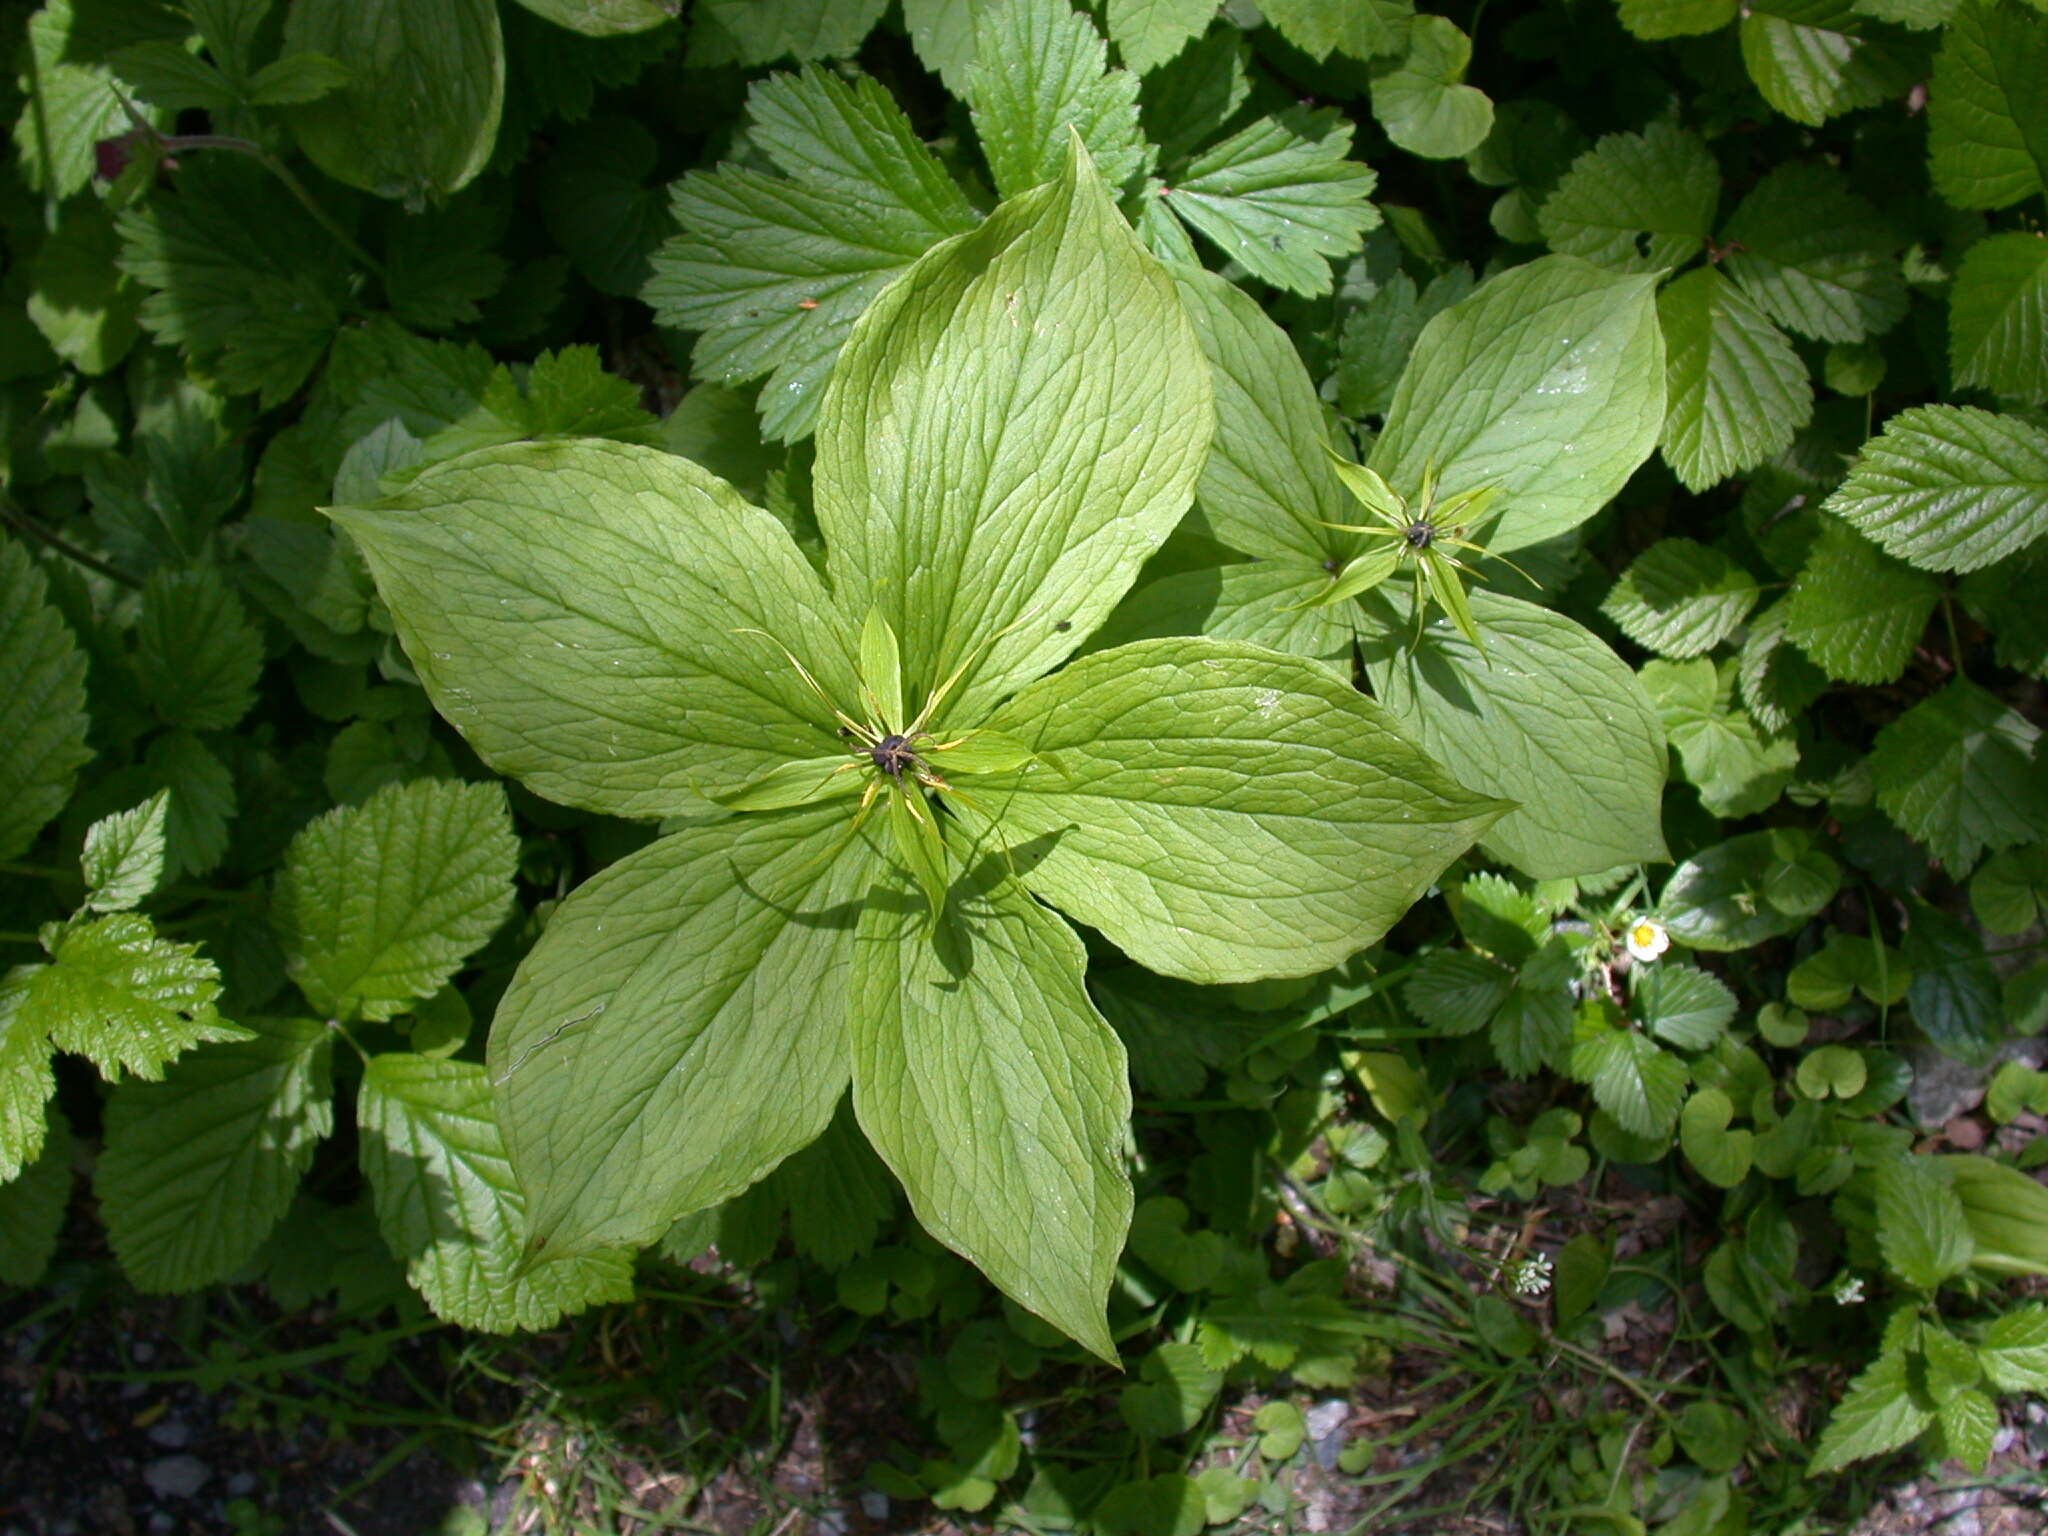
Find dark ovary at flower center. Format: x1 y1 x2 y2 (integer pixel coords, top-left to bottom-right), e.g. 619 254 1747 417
869 734 921 779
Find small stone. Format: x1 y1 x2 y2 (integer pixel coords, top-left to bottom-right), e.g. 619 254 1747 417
129 1342 155 1364
143 1455 210 1499
225 1474 257 1497
147 1515 174 1535
1305 1398 1351 1469
859 1490 890 1522
1944 1117 1986 1151
145 1420 190 1449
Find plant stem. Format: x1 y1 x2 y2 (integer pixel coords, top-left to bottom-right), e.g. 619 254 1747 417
1941 592 1968 682
0 497 140 588
113 91 385 280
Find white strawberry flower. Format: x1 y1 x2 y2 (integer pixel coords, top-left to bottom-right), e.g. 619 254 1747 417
1625 916 1671 963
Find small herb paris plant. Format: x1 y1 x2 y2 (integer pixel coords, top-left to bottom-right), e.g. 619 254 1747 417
332 144 1508 1356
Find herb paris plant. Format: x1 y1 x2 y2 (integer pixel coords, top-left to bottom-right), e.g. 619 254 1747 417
332 144 1508 1357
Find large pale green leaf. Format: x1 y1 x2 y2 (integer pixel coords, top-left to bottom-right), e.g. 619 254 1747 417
360 1053 633 1331
1168 265 1355 565
1949 232 2048 404
1370 255 1666 553
816 142 1212 728
273 780 517 1023
1721 163 1907 344
282 0 504 203
1869 680 2048 870
1368 16 1493 160
969 0 1149 199
1088 563 1357 671
1824 405 2048 574
487 806 873 1257
1740 0 1922 127
0 972 58 1182
15 915 240 1081
1160 109 1381 297
1657 266 1812 492
0 1105 70 1287
961 637 1509 983
849 860 1129 1360
96 1017 333 1291
1538 123 1718 274
1361 589 1667 879
1782 517 1941 683
0 537 91 864
645 68 980 443
334 440 856 818
1928 0 2048 210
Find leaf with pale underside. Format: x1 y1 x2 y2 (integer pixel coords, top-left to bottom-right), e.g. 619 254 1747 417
332 440 858 819
849 860 1130 1362
1167 265 1358 565
959 637 1510 984
1370 255 1666 553
486 806 875 1258
1089 563 1357 671
1360 588 1668 879
816 140 1212 730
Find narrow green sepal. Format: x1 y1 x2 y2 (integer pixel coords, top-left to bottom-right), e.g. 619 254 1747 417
926 729 1048 776
1433 483 1504 537
1421 556 1487 654
715 757 865 812
1296 546 1402 609
859 607 906 730
1324 449 1405 524
888 786 951 926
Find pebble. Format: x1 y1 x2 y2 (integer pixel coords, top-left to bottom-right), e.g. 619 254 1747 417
225 1474 257 1497
859 1490 890 1521
145 1420 190 1449
1305 1398 1350 1470
130 1342 156 1364
143 1455 211 1499
148 1515 174 1535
